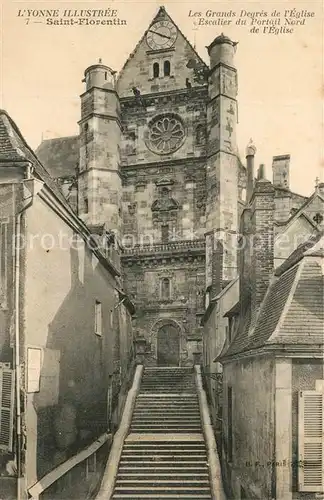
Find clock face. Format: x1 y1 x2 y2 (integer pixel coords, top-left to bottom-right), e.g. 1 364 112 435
146 20 177 50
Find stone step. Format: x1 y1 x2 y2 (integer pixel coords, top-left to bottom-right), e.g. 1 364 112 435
115 480 210 487
112 495 211 499
113 495 211 499
120 458 207 463
129 428 202 433
117 473 209 478
118 466 209 472
114 486 211 494
123 441 206 451
132 416 200 420
122 450 206 459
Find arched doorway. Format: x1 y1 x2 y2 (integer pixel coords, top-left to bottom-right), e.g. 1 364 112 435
157 323 180 366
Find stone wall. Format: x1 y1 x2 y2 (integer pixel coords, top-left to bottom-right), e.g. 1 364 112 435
222 356 275 499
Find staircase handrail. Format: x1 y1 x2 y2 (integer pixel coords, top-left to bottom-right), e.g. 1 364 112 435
195 364 227 500
95 364 144 500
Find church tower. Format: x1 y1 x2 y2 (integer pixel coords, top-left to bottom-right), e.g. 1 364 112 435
205 35 239 299
78 61 122 239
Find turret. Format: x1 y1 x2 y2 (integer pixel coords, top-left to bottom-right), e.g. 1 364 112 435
83 60 116 91
206 33 237 69
78 60 122 240
205 34 239 300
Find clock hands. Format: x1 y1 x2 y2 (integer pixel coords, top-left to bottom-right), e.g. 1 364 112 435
148 29 171 40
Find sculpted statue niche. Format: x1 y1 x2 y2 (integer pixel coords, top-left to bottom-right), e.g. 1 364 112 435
151 187 179 212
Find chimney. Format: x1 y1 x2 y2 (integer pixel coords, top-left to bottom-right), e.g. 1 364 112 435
272 155 290 189
250 170 275 322
245 139 256 203
239 206 252 315
257 164 265 180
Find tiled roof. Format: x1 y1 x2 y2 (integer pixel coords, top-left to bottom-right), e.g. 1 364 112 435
0 111 26 161
0 109 74 211
219 235 324 360
271 259 324 343
275 229 324 276
36 135 79 179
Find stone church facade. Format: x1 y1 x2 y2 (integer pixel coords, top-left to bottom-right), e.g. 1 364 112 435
37 6 247 367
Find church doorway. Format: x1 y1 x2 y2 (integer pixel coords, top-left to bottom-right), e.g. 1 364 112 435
157 323 180 366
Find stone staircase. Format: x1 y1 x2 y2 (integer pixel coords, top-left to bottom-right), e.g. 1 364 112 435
111 367 212 499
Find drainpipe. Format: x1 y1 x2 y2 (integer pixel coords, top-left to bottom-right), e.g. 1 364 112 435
14 165 42 500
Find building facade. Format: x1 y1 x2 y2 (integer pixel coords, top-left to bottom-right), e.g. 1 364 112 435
0 110 135 499
203 146 324 498
37 6 247 368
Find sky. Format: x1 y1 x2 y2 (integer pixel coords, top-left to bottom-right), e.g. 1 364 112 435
0 0 323 196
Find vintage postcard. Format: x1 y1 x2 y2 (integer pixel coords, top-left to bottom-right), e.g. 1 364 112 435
0 0 323 499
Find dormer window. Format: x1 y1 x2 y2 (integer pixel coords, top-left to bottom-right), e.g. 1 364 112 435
153 62 160 78
164 60 171 76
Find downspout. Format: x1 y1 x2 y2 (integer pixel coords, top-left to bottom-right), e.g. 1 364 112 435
14 164 36 500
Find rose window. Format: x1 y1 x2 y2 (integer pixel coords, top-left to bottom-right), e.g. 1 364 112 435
146 114 186 155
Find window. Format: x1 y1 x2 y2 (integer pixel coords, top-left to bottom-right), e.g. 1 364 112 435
164 60 171 76
84 197 89 214
228 386 233 462
104 71 107 80
225 324 230 343
298 389 324 492
95 301 102 336
161 224 169 243
153 62 160 78
0 367 15 452
161 278 171 300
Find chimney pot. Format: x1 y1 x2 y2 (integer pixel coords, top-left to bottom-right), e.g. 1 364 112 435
257 164 266 180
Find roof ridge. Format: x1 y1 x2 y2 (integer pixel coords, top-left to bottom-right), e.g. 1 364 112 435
38 134 79 145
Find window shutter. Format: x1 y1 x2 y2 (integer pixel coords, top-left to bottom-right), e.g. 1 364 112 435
298 390 324 492
0 368 15 452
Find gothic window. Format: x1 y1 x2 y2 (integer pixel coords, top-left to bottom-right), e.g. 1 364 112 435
153 62 160 78
146 113 186 155
164 60 171 76
161 278 171 300
161 224 169 243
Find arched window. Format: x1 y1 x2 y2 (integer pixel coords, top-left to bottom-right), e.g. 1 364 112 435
153 62 160 78
164 60 171 76
161 278 171 300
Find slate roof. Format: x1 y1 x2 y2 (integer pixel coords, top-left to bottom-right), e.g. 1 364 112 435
35 135 79 179
218 234 324 360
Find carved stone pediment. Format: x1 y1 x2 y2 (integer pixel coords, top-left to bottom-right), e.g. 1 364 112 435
155 176 174 187
151 197 179 212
